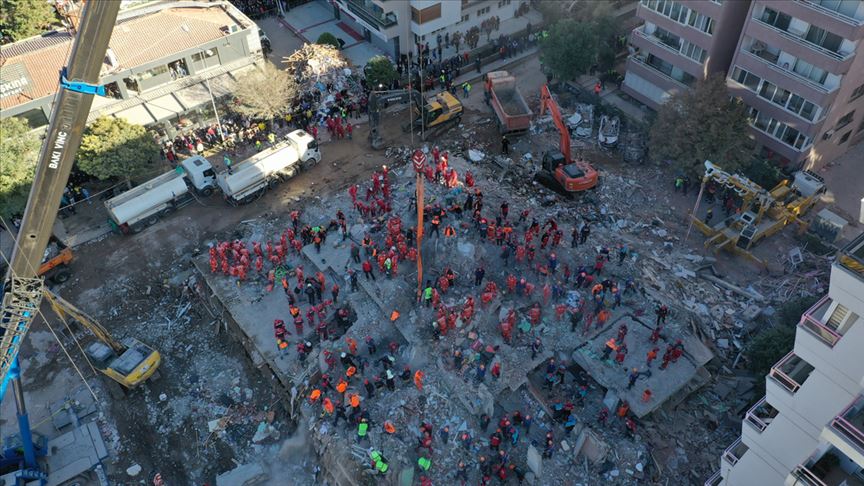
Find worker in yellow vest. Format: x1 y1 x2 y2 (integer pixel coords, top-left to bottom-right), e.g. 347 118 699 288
370 450 389 474
417 456 431 472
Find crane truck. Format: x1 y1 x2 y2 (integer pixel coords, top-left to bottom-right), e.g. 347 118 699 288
484 70 533 135
0 1 159 482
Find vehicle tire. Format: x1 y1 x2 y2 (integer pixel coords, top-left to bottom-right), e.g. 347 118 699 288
146 215 159 226
268 178 278 189
200 187 214 197
52 270 71 284
131 223 144 234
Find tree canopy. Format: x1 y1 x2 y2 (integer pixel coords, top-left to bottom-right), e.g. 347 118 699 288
540 19 596 81
0 0 61 42
77 117 159 181
0 117 40 219
649 75 752 178
233 63 298 120
316 32 340 50
364 55 398 89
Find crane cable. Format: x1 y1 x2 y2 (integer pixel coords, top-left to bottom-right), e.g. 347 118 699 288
0 216 100 403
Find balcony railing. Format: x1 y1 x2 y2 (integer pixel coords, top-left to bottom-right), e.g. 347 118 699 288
745 397 778 432
632 27 702 65
793 0 864 26
740 50 837 94
791 465 829 486
722 437 748 466
628 55 690 90
799 295 842 347
838 232 864 282
344 0 397 29
769 352 813 394
831 395 864 452
753 17 853 62
704 470 722 486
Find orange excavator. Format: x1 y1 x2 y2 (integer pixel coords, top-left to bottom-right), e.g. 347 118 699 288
534 85 598 195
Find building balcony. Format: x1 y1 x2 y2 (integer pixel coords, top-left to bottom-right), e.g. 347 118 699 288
769 351 815 394
704 470 722 486
631 26 704 70
745 397 780 432
793 0 864 27
838 232 864 283
342 0 397 30
739 49 838 95
722 437 749 467
830 394 864 454
799 295 844 347
750 17 854 74
789 446 864 486
628 54 693 90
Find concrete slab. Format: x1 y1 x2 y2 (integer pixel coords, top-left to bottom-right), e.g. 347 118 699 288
571 314 712 418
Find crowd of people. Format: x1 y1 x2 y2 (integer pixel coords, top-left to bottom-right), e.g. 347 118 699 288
208 142 687 483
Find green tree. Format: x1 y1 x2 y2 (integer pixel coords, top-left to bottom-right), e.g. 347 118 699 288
649 74 752 178
540 19 596 81
593 14 619 72
77 117 159 183
364 55 398 89
233 63 298 120
316 32 340 49
741 157 786 190
745 295 818 378
0 117 40 219
0 0 61 42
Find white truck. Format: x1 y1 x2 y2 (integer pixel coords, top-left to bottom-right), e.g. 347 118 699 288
217 129 321 205
104 155 216 234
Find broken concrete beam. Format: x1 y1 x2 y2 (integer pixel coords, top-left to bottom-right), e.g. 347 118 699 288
698 273 765 302
526 445 543 478
216 463 268 486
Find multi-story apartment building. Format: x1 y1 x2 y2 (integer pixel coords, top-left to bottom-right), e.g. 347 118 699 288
327 0 541 61
708 231 864 485
0 1 262 134
726 0 864 170
622 0 752 108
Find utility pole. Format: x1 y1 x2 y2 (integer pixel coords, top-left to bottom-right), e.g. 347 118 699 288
0 0 121 472
205 76 226 142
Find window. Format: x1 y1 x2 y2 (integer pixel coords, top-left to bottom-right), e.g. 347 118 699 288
681 40 707 63
805 25 844 53
731 66 761 91
748 107 812 150
759 81 792 107
836 110 855 130
641 0 715 34
138 64 168 80
192 48 219 71
653 26 682 50
15 109 48 129
850 83 864 101
813 0 861 18
792 59 828 85
760 7 791 30
476 6 490 16
838 130 852 144
412 4 442 23
461 14 469 22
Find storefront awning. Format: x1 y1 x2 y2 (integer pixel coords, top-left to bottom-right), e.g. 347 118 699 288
145 93 184 122
173 83 211 111
114 104 155 125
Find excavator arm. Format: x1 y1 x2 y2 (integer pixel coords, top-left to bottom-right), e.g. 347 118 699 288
539 84 571 163
368 89 424 149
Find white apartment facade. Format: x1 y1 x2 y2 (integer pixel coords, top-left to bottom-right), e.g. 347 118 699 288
327 0 535 60
709 232 864 485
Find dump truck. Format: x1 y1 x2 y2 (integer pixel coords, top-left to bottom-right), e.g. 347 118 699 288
217 129 321 205
104 155 217 234
484 70 533 135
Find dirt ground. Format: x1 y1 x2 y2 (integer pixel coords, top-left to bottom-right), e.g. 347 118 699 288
1 54 839 485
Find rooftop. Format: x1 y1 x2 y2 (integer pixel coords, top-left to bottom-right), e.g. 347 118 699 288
837 232 864 282
0 2 247 110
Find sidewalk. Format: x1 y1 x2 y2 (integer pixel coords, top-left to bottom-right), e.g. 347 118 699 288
279 1 387 67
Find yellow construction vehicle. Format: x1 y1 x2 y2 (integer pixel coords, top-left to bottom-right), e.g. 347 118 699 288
368 89 463 149
44 291 160 389
690 160 825 265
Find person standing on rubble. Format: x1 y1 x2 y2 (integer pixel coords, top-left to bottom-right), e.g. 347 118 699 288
655 304 669 326
501 134 510 155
